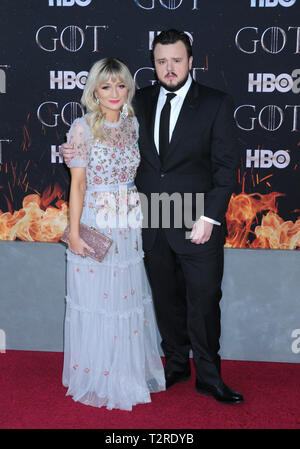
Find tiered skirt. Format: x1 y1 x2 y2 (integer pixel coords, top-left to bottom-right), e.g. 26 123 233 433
62 183 165 410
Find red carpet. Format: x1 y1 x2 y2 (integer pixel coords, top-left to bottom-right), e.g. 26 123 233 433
0 350 299 429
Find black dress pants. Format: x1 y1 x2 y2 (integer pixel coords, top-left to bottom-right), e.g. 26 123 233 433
144 227 224 386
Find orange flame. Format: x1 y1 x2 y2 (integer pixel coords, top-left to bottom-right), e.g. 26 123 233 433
1 187 300 249
0 184 68 242
225 192 300 249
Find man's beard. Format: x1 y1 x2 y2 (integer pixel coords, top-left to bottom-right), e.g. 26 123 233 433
158 72 190 92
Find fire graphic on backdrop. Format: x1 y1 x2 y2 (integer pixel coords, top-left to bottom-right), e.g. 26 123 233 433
224 162 300 249
1 174 300 248
0 118 299 248
226 191 300 249
0 183 68 244
0 183 68 242
0 115 69 242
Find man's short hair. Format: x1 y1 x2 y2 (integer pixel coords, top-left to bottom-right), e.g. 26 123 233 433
152 29 193 59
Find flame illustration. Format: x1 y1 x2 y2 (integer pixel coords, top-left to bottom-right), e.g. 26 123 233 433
1 116 299 248
1 188 299 249
225 192 300 250
0 113 70 242
0 184 68 242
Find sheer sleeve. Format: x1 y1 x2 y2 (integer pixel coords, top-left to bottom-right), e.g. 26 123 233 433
66 117 90 168
133 115 139 141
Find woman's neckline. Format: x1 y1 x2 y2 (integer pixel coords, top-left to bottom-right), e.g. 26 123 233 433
103 116 122 128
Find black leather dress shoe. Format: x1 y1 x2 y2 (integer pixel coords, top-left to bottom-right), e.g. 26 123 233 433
195 379 244 404
165 370 191 389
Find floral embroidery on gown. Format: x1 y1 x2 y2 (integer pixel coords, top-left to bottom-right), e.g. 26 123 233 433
62 114 165 411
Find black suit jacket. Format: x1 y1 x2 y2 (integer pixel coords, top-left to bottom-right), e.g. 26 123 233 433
134 80 239 253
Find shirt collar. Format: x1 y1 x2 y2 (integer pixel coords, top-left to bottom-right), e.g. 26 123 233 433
159 73 192 100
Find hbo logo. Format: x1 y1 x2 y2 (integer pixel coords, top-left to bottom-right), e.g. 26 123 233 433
248 71 300 93
250 0 296 6
50 71 88 89
246 149 290 168
48 0 92 6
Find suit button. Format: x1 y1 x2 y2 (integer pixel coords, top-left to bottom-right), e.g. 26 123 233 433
160 172 165 178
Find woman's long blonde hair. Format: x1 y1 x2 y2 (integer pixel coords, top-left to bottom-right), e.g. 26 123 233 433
81 58 135 138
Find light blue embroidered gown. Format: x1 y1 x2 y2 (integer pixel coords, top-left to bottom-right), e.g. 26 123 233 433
62 114 165 411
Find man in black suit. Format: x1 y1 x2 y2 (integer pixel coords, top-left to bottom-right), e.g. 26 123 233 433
134 29 243 404
62 29 243 404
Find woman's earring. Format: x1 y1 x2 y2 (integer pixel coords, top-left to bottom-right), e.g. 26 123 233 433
95 96 103 118
120 103 128 120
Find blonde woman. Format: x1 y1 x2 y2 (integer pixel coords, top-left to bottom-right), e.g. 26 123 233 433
62 58 165 410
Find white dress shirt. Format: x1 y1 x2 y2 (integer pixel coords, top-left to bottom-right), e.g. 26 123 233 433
154 74 220 226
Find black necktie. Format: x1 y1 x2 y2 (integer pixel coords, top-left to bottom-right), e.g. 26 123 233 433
159 92 176 166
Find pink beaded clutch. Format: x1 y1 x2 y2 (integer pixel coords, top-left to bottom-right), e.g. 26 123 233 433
61 223 113 263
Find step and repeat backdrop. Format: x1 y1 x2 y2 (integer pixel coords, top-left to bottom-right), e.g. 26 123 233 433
0 0 300 249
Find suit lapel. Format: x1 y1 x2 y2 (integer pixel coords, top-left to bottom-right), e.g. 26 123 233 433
143 85 161 170
141 81 203 170
167 81 200 155
149 86 159 149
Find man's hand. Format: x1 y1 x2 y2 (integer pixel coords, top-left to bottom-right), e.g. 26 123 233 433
61 143 76 164
190 218 213 245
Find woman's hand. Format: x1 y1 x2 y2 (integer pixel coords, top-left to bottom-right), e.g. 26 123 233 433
61 143 76 164
68 233 94 258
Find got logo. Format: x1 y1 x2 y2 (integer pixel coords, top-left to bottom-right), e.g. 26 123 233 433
133 0 199 9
